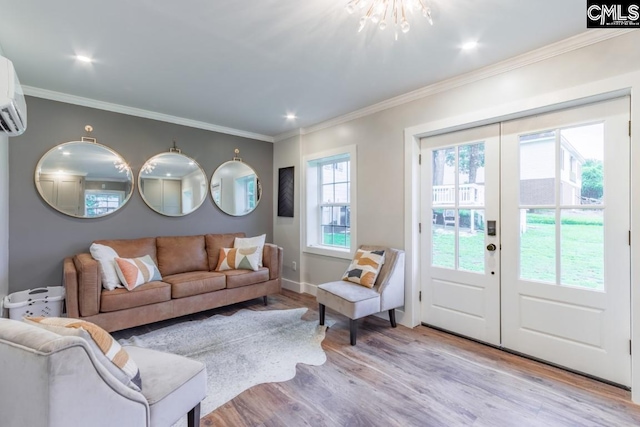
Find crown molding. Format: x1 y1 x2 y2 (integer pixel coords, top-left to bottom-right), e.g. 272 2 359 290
22 86 275 143
273 128 302 143
303 29 636 136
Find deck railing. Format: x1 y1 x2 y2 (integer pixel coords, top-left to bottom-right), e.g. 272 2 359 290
433 184 484 205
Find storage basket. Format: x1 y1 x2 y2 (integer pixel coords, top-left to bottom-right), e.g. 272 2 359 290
3 287 65 320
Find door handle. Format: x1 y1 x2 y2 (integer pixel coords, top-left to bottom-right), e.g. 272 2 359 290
486 243 497 251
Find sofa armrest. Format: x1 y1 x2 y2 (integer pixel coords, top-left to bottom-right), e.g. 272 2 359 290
73 253 102 317
263 244 283 281
63 258 80 318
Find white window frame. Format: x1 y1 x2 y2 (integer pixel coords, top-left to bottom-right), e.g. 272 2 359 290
303 145 357 259
84 189 125 216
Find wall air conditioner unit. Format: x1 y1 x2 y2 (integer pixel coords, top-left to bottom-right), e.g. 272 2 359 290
0 56 27 136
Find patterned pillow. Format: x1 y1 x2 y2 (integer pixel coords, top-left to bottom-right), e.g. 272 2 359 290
342 249 386 288
114 255 162 290
234 234 266 267
25 317 142 391
216 247 260 271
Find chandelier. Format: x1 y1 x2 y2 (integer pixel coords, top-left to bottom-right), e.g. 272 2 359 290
141 161 157 175
346 0 433 39
113 159 130 177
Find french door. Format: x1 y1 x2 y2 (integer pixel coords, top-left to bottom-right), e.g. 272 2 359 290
420 124 501 346
421 97 631 386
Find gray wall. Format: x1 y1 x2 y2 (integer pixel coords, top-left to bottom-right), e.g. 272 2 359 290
9 97 273 292
0 133 8 304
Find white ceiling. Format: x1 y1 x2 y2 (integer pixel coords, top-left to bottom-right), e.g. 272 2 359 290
0 0 590 139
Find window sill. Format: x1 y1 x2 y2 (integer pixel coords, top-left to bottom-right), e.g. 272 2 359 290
304 245 353 260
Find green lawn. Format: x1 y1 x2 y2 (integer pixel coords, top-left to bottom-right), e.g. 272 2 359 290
323 233 350 248
432 215 604 290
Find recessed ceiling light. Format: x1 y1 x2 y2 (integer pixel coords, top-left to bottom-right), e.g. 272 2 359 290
166 173 172 177
188 161 195 166
76 55 93 63
461 41 478 51
285 114 297 120
62 151 71 156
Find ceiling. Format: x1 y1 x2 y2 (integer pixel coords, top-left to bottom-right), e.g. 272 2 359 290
0 0 590 140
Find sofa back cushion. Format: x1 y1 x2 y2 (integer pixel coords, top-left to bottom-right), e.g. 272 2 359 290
205 233 245 271
157 235 208 276
94 237 157 264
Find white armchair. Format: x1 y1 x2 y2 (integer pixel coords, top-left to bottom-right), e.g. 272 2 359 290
0 318 206 427
317 245 405 345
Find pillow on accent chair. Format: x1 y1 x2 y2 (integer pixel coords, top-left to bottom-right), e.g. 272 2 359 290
114 255 162 291
234 234 266 266
24 316 142 391
90 243 123 291
216 247 260 272
342 249 386 288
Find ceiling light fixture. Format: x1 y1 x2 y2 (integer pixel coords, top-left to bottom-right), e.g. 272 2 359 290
346 0 433 40
285 114 297 120
76 55 93 63
461 41 478 50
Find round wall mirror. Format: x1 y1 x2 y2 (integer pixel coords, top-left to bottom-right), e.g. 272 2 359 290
138 151 208 216
210 160 262 216
35 141 134 218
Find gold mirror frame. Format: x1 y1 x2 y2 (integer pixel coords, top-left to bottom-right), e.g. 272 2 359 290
210 156 262 217
34 141 134 218
138 151 208 217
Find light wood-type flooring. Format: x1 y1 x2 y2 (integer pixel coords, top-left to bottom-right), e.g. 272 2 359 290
124 290 640 426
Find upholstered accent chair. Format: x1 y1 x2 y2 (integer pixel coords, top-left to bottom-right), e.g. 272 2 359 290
0 318 206 427
317 246 405 345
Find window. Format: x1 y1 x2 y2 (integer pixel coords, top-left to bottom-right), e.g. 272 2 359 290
303 145 357 259
85 190 125 217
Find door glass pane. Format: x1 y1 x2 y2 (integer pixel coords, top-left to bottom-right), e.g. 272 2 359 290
458 143 485 206
520 131 556 205
520 209 556 283
432 209 455 269
432 147 455 206
561 209 604 290
459 209 485 273
560 123 604 205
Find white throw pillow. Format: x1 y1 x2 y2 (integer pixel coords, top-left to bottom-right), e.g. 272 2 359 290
90 243 123 290
234 234 266 267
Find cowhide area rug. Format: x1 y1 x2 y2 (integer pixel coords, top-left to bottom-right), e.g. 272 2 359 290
118 307 330 426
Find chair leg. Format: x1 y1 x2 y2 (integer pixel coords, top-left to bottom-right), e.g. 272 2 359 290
389 309 397 328
188 402 201 427
319 303 325 326
350 318 357 346
263 295 268 306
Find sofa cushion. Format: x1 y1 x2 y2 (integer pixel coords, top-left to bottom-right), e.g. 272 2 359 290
100 281 171 313
205 233 245 271
94 237 157 264
163 271 226 299
223 267 270 289
156 235 208 276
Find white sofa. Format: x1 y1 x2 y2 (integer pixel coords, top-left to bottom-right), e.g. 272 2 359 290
0 318 206 427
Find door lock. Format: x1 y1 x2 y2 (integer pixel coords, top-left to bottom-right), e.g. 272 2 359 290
486 243 497 251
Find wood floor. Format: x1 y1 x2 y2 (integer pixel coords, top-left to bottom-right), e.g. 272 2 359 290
126 290 640 426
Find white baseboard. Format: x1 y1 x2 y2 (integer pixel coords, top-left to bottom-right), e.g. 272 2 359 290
281 279 318 296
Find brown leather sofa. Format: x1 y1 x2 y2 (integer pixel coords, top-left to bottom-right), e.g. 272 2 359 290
63 233 283 332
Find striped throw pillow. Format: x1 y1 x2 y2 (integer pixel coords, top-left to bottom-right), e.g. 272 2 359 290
342 249 386 288
25 317 142 391
215 247 260 271
114 255 162 290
